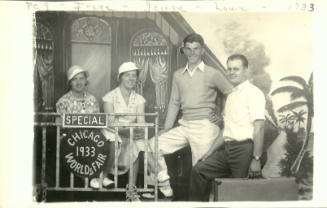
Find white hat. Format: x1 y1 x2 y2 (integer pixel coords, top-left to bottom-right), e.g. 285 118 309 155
67 65 88 82
117 62 140 80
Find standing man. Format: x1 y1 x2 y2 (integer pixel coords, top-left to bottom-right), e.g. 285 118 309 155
149 33 233 197
189 54 266 201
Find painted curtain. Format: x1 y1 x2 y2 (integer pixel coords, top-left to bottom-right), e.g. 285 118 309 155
131 30 170 124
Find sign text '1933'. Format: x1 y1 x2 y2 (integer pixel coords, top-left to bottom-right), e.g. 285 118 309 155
61 128 109 178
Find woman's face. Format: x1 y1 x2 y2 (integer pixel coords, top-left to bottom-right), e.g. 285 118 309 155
70 72 87 93
120 70 138 90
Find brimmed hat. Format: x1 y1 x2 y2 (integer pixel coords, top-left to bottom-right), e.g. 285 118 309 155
117 62 140 80
67 65 88 82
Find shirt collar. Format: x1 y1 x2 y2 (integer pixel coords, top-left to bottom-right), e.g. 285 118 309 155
117 87 136 106
182 61 205 74
234 80 250 92
69 90 86 100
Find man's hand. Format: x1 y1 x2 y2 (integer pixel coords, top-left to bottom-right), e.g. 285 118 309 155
248 159 262 179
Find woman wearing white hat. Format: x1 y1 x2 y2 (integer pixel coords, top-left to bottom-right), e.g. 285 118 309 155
89 61 143 190
90 62 173 198
56 65 99 114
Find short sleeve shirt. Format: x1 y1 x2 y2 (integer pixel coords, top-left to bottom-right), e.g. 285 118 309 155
102 87 146 123
223 80 266 141
56 91 100 114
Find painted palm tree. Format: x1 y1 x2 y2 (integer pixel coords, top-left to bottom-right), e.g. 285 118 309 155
271 73 313 174
265 95 278 128
292 110 307 131
279 113 295 130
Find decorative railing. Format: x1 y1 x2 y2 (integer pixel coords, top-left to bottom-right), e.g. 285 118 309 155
34 112 159 201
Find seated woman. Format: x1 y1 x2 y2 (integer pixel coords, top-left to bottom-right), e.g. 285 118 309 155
55 65 100 186
56 65 99 116
90 62 173 198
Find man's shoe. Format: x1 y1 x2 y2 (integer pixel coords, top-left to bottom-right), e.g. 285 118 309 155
141 189 173 199
141 193 155 199
103 177 114 188
141 188 173 199
158 172 173 198
133 194 142 201
159 186 173 198
158 180 173 198
158 170 170 183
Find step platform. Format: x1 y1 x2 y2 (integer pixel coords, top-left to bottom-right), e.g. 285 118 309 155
210 177 298 201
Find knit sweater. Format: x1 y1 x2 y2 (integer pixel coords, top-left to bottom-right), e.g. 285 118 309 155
169 64 233 120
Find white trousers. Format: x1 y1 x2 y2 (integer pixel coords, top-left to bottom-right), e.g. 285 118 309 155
150 119 220 175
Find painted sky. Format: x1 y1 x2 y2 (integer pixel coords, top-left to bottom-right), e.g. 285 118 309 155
181 12 313 90
182 12 313 116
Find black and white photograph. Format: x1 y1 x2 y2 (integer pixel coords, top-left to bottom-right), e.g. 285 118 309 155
1 1 326 207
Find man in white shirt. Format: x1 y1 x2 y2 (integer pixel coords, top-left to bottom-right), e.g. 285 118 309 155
189 54 266 201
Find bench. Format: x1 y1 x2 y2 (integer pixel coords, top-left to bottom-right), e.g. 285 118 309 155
210 177 298 201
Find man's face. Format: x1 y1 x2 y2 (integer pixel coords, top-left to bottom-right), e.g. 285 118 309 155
183 42 204 65
226 59 248 86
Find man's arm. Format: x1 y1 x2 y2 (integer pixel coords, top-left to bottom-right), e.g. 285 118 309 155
213 69 234 95
164 104 179 130
163 74 180 132
209 93 227 127
248 120 265 178
252 120 265 159
248 87 266 178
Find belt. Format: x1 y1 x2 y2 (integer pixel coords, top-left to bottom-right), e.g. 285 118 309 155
224 138 252 146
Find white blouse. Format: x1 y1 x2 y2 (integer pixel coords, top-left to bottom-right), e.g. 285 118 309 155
102 87 146 124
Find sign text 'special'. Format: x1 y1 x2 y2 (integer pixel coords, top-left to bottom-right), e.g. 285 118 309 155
63 113 107 128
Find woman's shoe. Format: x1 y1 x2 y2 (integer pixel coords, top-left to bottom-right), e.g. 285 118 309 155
90 178 100 189
90 177 114 189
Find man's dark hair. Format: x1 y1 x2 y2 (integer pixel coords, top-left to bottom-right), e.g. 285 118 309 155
183 33 204 46
227 54 249 68
180 33 205 54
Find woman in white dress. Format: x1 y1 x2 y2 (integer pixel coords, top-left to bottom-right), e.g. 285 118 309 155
90 62 172 198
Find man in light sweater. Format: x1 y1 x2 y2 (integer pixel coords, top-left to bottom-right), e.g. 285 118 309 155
189 54 266 201
149 33 233 197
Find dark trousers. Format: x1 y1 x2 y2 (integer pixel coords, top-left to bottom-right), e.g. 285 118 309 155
189 139 253 201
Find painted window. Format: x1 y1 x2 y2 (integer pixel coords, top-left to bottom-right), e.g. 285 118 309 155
71 17 112 108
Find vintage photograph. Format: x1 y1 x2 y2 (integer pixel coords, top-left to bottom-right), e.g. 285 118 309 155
32 9 314 203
